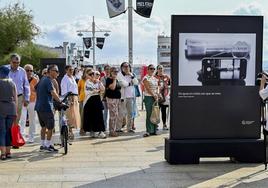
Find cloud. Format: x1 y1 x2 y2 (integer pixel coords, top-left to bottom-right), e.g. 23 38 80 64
233 2 268 60
233 2 263 15
35 14 167 65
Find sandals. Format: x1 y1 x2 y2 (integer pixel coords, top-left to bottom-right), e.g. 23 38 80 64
1 154 6 160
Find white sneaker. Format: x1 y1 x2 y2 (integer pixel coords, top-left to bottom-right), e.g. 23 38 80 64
98 132 106 139
27 138 34 143
90 131 95 138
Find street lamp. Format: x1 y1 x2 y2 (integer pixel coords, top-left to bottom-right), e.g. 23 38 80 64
77 16 111 69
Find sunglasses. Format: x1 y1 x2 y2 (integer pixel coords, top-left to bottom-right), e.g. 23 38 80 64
26 70 33 72
149 67 155 70
95 74 100 76
88 73 94 76
52 69 59 73
12 61 19 64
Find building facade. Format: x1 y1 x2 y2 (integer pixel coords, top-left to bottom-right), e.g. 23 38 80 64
157 35 171 76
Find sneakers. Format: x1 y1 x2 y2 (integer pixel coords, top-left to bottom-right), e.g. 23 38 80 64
90 132 97 138
98 132 107 139
127 130 135 133
39 146 46 152
27 138 34 144
40 145 58 152
47 145 59 152
163 125 169 131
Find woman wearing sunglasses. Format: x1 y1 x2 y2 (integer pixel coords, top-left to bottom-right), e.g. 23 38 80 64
142 64 159 137
83 69 106 139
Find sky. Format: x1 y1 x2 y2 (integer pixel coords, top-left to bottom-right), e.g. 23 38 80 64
0 0 267 65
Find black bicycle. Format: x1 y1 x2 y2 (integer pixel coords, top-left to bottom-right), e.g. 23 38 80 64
54 92 73 155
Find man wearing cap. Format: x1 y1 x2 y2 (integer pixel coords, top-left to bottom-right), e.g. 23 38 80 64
6 54 30 148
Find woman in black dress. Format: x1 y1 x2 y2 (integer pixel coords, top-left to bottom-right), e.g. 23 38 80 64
83 70 106 139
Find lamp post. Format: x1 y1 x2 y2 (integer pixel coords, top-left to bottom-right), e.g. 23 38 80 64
77 16 111 69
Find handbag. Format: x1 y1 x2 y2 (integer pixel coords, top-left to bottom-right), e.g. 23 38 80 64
11 124 25 147
150 101 160 125
134 85 141 97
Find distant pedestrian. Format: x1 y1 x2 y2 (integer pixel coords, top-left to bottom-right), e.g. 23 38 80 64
6 54 30 125
61 65 80 140
83 69 106 138
106 67 121 137
142 64 159 137
78 68 92 136
35 65 61 152
155 65 170 130
0 66 17 160
20 64 39 143
118 62 139 133
101 65 111 131
6 54 30 148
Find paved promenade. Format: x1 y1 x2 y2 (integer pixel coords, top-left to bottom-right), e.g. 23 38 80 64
0 111 268 188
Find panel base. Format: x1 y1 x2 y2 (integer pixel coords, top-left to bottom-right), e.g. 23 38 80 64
165 138 265 164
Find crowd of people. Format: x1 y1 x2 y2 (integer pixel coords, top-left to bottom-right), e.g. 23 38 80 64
0 53 171 159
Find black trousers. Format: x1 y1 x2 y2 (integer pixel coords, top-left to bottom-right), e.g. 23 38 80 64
159 104 168 125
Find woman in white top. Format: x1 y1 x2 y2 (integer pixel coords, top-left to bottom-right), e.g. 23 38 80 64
117 62 139 133
142 64 159 137
83 70 106 139
60 65 80 140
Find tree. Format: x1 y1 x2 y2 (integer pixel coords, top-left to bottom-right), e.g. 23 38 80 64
0 42 58 70
0 3 40 59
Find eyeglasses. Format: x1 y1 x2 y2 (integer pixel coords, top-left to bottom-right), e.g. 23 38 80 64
26 70 33 72
12 61 19 64
149 68 155 70
157 68 163 70
123 65 129 68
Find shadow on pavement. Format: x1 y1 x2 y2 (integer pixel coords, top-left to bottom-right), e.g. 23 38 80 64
73 161 265 188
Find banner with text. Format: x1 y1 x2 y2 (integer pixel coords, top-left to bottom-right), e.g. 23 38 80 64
135 0 154 18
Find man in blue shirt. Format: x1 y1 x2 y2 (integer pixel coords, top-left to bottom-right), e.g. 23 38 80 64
7 54 30 125
35 65 61 152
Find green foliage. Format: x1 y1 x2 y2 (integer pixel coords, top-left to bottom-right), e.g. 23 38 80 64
0 3 40 59
0 42 58 70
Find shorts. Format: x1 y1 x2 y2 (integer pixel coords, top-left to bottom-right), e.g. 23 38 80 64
37 111 55 130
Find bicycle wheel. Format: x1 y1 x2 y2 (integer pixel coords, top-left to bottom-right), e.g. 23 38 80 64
61 126 68 154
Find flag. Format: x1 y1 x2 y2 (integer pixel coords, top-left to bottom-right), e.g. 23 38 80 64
84 50 90 58
83 37 92 49
96 38 105 49
135 0 154 18
106 0 126 18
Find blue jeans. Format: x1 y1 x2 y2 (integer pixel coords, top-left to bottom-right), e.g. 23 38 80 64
0 115 13 147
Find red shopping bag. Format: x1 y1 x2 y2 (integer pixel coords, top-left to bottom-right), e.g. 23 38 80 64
11 124 25 147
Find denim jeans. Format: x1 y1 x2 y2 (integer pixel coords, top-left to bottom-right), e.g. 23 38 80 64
0 115 13 147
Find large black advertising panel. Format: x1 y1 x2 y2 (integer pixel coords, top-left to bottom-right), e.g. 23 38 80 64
165 15 264 164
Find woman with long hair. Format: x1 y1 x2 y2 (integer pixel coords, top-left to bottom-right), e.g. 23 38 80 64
117 62 139 133
155 65 170 130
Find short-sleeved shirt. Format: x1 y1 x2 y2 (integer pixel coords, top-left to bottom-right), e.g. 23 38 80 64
0 79 17 116
105 78 121 99
35 76 54 113
142 75 158 96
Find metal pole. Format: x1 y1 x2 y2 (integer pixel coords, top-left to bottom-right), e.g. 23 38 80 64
92 16 96 69
128 0 133 66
